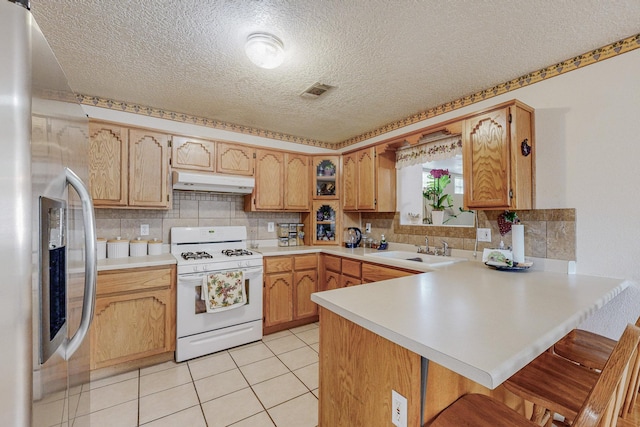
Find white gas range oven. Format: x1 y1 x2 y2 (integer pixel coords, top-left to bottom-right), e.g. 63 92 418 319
171 226 263 362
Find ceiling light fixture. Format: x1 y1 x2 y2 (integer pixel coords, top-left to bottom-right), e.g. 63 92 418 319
245 32 285 69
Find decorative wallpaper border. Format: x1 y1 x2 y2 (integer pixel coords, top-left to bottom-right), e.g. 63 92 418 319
78 33 639 150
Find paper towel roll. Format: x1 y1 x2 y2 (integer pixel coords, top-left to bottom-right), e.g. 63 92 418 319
512 224 525 263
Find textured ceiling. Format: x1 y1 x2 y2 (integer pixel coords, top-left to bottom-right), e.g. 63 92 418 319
30 0 640 145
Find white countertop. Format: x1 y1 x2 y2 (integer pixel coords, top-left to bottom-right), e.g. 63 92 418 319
311 260 628 389
97 253 176 271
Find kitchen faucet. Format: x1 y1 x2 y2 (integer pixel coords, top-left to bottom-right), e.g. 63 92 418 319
432 240 450 256
417 236 430 254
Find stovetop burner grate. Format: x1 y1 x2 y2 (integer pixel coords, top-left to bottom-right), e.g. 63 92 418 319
181 251 214 260
221 249 253 257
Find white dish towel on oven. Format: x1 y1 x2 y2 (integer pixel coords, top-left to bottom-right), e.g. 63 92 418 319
202 271 246 313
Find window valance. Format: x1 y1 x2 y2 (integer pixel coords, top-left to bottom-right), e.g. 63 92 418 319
395 132 462 169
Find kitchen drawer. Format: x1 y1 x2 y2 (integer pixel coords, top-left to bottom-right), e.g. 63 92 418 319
294 254 317 270
341 259 361 278
323 255 341 272
265 256 293 274
361 263 418 283
97 266 173 296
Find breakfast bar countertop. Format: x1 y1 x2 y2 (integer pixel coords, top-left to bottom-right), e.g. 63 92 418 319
311 260 628 389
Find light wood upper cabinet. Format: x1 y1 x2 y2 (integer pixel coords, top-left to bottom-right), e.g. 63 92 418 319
284 153 310 210
216 142 255 176
89 121 170 209
342 146 396 212
128 129 170 208
313 156 340 199
253 149 284 210
463 100 534 210
342 152 358 210
171 135 215 172
246 149 310 212
89 122 128 207
356 148 376 210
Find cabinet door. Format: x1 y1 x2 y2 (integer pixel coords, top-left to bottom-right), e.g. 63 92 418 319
91 287 173 370
284 153 310 211
128 129 170 208
254 149 284 210
89 122 128 206
342 152 358 210
264 272 293 327
312 200 340 245
294 270 318 319
375 149 397 212
172 135 215 172
463 108 510 209
324 270 341 291
357 147 377 210
217 142 255 176
340 274 361 288
313 156 340 199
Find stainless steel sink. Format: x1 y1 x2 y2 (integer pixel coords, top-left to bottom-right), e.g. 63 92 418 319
365 250 467 267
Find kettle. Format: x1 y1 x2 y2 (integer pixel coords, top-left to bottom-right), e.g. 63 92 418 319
344 227 362 248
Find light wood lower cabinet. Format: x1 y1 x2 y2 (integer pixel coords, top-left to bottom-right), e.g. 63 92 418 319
263 254 318 334
90 265 176 371
320 254 420 290
362 262 418 283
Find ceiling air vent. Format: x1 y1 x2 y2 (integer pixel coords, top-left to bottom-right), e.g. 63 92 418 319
300 82 334 99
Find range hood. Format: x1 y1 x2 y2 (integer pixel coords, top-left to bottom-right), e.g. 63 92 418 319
172 170 255 194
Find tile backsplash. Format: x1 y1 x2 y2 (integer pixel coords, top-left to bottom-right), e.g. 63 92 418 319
97 194 576 262
95 191 301 245
361 209 576 261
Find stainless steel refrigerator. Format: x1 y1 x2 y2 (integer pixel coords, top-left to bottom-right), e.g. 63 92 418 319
0 1 97 425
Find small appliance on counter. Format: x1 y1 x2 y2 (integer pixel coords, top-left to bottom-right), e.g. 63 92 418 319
344 227 362 248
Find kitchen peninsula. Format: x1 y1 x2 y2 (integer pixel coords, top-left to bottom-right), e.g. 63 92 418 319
311 261 628 425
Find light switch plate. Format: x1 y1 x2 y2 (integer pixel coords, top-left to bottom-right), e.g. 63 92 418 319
267 222 275 232
140 224 149 236
365 223 371 233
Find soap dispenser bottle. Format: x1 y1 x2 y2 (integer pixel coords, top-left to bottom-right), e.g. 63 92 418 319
379 234 388 250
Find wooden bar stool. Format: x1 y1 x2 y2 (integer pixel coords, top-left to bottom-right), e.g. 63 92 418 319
553 317 640 416
502 323 640 427
427 324 640 427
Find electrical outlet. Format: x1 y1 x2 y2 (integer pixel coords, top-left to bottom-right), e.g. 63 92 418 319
365 223 371 233
477 228 491 242
391 390 407 427
140 224 149 236
267 222 275 233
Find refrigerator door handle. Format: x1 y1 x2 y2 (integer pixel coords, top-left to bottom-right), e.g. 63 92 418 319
62 167 97 360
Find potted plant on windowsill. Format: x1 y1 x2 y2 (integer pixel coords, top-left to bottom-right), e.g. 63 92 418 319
423 168 453 225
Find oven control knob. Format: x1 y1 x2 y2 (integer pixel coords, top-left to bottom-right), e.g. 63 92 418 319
192 265 199 273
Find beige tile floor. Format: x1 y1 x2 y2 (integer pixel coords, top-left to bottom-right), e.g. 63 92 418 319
65 323 320 427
